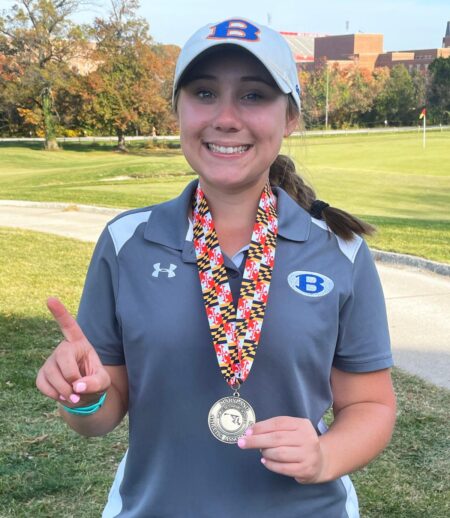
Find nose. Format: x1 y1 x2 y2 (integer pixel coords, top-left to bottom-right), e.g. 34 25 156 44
212 98 242 132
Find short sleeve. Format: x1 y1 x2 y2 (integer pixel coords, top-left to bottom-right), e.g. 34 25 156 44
77 226 124 365
333 239 393 372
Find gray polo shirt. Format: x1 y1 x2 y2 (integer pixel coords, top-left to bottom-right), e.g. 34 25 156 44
77 180 392 518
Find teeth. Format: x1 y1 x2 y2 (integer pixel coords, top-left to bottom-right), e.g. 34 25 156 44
207 143 250 154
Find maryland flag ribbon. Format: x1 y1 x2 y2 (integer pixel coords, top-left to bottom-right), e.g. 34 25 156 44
193 183 278 388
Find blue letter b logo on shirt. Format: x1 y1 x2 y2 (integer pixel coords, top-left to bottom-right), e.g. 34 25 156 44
208 19 260 42
288 271 334 298
298 274 325 294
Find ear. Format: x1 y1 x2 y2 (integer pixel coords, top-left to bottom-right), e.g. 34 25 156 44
284 111 298 138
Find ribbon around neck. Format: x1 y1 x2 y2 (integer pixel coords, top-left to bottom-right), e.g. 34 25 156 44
192 183 278 388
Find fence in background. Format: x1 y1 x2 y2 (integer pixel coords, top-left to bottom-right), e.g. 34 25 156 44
1 125 449 142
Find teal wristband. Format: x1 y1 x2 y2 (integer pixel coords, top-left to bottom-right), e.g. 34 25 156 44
62 392 107 416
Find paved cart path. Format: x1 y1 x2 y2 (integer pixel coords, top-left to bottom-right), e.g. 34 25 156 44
1 204 449 390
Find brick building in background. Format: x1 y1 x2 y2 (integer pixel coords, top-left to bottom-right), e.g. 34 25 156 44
314 33 383 70
292 21 450 73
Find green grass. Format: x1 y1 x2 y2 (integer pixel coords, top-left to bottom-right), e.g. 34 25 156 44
0 141 194 207
0 227 449 517
0 228 127 517
0 131 449 262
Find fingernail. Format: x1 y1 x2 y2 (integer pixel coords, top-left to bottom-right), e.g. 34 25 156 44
69 394 80 404
237 438 246 448
59 395 66 401
261 458 266 465
245 428 253 436
75 382 87 393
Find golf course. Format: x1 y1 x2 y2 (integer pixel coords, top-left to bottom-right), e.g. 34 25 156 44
1 130 449 263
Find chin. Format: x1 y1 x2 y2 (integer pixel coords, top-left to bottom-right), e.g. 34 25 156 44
200 173 267 191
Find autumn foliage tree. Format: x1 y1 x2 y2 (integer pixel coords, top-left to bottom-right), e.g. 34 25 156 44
83 0 178 150
0 0 88 148
300 62 389 129
1 4 447 137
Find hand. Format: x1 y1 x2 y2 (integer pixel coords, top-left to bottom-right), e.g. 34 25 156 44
36 297 111 408
237 416 326 484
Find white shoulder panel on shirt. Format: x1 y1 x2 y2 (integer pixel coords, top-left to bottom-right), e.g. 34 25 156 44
108 210 152 255
311 217 363 264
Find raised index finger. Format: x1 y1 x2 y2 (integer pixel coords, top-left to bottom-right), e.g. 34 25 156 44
47 297 85 343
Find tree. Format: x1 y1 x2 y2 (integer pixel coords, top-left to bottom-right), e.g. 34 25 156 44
411 68 428 112
299 62 386 129
299 60 329 129
328 65 379 128
375 65 416 125
84 0 178 150
0 0 86 148
428 57 450 124
359 66 390 127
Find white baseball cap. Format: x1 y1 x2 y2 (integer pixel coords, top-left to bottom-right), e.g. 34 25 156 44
173 17 301 111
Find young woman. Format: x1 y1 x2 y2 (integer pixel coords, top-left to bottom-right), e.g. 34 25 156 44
37 18 396 517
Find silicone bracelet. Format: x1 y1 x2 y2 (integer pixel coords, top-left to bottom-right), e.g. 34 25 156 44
62 392 107 415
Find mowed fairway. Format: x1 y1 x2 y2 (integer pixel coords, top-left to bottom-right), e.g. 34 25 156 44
0 130 449 262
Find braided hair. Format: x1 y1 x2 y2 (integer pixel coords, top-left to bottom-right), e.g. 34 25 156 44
270 100 375 241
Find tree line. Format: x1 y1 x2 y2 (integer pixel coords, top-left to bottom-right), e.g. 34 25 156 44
300 58 450 130
1 1 449 150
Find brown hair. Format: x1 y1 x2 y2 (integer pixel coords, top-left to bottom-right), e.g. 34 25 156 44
270 100 376 241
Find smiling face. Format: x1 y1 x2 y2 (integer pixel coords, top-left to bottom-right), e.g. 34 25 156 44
176 47 297 194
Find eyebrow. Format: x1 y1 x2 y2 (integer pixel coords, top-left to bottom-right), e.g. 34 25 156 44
241 76 276 88
186 74 275 88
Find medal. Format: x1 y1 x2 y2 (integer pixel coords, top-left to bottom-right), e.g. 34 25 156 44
208 396 256 444
208 381 255 443
193 182 277 442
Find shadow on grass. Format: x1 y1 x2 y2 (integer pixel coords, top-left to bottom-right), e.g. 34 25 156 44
0 141 46 151
0 140 181 156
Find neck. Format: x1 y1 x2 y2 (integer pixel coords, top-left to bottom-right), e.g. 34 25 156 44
199 177 268 257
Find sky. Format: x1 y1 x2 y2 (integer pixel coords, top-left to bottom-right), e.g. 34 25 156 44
1 0 449 51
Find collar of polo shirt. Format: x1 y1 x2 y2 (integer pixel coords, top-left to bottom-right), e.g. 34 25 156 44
143 179 311 255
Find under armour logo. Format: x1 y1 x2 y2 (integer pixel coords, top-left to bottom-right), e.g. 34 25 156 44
152 263 177 278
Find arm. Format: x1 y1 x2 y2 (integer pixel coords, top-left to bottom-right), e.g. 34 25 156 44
237 368 396 484
318 367 396 482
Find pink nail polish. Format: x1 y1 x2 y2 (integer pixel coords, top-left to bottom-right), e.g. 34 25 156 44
69 394 80 404
237 438 246 448
245 428 253 436
261 458 266 465
75 382 87 393
59 395 66 401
